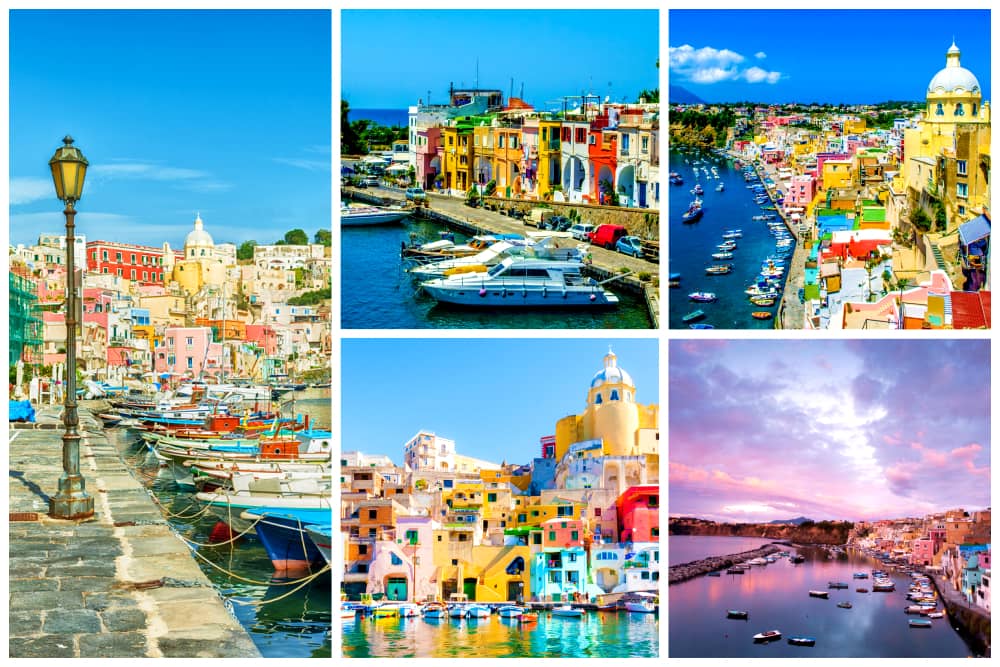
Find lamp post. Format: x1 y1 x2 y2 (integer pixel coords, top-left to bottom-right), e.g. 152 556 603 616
48 135 95 520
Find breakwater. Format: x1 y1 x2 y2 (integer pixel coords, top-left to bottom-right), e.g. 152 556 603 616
929 573 991 657
668 544 781 584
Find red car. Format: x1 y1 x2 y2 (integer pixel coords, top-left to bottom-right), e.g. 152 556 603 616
588 224 628 249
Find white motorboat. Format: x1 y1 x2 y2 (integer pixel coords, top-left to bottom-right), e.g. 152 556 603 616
498 605 524 618
341 203 411 226
624 592 657 613
407 241 521 280
551 605 584 618
420 257 619 307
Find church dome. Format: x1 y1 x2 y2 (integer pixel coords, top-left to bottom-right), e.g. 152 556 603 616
590 348 634 389
928 41 981 95
185 214 214 248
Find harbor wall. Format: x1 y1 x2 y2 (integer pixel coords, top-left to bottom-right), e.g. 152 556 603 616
929 573 991 656
481 197 659 240
668 544 782 585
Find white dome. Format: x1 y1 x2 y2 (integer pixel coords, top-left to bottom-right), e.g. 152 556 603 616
185 214 214 248
928 67 980 94
928 42 981 95
590 349 634 389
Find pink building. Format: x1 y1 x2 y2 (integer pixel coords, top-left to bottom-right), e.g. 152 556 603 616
414 127 442 189
155 326 214 376
786 174 816 208
245 324 278 356
541 518 584 550
912 538 935 566
617 485 660 543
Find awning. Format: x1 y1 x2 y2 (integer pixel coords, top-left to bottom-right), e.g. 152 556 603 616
958 214 990 246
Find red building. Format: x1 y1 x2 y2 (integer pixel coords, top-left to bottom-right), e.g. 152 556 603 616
616 485 659 543
245 324 279 355
86 241 182 285
588 124 617 205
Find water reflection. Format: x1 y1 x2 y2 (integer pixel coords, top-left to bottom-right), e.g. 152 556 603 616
343 611 658 658
670 544 974 657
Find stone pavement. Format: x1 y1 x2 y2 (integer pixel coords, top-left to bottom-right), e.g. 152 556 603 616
8 404 260 658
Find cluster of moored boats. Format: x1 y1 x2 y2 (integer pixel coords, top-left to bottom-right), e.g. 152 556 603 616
100 383 332 573
402 231 620 308
343 592 657 622
720 561 946 646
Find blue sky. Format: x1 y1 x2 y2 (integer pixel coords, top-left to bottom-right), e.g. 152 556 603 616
670 9 990 104
9 10 330 249
342 338 659 466
342 10 659 110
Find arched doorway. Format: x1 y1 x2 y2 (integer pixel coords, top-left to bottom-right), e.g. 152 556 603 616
617 165 636 207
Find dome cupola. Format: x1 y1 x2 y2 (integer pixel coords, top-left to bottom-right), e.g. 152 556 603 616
927 41 981 95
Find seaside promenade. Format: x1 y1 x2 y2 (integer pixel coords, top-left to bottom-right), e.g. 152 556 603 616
753 158 806 329
9 404 259 658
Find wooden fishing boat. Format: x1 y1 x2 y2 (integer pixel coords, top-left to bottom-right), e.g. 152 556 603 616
751 311 773 320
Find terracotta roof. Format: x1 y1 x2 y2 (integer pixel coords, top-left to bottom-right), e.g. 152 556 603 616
950 291 990 329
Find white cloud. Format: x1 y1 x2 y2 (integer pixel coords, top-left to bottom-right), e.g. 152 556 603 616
89 161 230 192
11 178 55 206
670 43 782 86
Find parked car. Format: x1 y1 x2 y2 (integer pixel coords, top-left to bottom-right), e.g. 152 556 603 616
569 223 596 241
363 175 379 187
405 187 427 202
588 224 628 249
554 217 574 233
616 235 644 258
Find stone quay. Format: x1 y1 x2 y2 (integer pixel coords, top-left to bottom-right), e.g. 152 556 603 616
669 544 782 584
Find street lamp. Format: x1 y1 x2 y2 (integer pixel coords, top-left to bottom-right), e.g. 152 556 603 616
48 135 94 520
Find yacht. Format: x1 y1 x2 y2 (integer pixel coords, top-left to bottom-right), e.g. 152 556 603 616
341 202 411 226
420 257 619 307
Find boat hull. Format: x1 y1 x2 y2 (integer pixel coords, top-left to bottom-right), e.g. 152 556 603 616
422 283 618 307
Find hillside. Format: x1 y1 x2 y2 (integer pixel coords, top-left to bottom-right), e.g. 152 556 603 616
670 516 853 545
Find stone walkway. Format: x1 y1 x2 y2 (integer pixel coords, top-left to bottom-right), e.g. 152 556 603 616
9 404 260 658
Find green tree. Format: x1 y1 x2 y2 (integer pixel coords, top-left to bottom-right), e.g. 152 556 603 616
314 229 332 246
910 207 932 233
236 240 257 261
283 229 309 246
341 100 368 155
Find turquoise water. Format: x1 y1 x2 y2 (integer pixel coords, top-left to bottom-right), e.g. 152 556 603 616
343 610 659 658
341 217 654 329
108 394 332 658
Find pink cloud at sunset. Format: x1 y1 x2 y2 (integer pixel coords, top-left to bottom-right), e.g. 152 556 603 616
669 340 990 522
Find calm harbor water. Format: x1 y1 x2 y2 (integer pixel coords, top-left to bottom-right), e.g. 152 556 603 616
670 535 779 566
108 393 332 658
342 610 658 658
668 148 793 329
669 539 975 658
341 217 654 329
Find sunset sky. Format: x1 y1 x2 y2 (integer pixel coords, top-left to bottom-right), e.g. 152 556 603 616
669 340 990 523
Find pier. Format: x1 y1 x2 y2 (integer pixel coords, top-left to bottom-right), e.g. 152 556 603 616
668 544 782 584
345 186 660 327
9 404 260 658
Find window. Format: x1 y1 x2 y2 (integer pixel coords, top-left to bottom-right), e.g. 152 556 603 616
571 531 579 540
957 182 968 199
595 393 603 404
557 506 572 517
117 269 123 277
936 103 944 116
955 103 965 116
488 493 497 502
589 135 596 145
103 250 109 260
648 495 659 507
130 254 136 263
532 533 541 545
576 128 586 143
642 136 649 152
549 531 556 541
498 135 504 149
368 509 377 519
531 510 539 517
595 508 602 517
610 389 620 401
651 527 660 537
356 564 369 573
130 270 136 280
358 544 368 555
958 205 966 216
567 571 579 584
142 272 148 281
653 572 660 581
641 571 650 580
116 252 122 261
549 571 561 583
511 136 518 149
186 357 193 369
437 535 443 542
458 534 468 542
957 160 968 176
91 252 97 261
517 513 527 522
186 337 193 346
972 103 978 116
390 553 403 565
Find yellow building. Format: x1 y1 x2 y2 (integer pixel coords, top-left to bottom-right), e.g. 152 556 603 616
554 349 658 461
903 41 991 230
537 119 562 200
843 117 867 134
440 125 474 194
166 215 229 294
821 159 854 191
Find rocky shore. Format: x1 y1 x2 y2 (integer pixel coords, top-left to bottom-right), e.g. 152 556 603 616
669 544 782 585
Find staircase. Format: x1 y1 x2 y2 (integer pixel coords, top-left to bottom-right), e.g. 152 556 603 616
929 242 948 272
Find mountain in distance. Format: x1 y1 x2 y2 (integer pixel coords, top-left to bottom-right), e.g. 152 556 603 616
669 84 705 105
769 516 813 525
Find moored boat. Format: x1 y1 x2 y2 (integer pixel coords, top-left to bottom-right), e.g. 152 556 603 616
751 311 773 320
341 202 411 226
753 630 782 643
551 605 584 618
688 291 717 302
787 636 816 647
705 264 733 275
808 590 829 598
498 606 524 618
909 618 933 628
727 609 749 619
682 309 706 323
